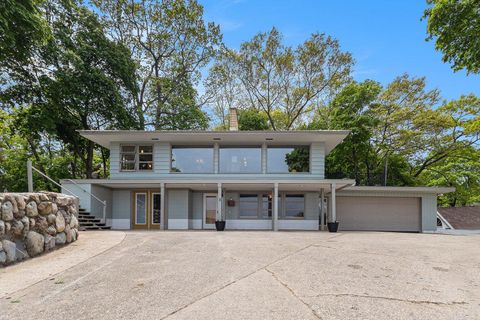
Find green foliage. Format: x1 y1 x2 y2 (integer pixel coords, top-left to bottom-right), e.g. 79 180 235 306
285 147 310 173
424 0 480 74
153 76 208 130
238 108 269 130
0 0 48 64
93 0 221 129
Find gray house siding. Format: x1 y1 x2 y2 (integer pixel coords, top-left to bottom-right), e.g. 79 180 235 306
111 189 131 229
310 142 325 178
167 189 190 229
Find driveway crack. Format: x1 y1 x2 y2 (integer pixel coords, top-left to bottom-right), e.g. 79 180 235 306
265 267 322 319
312 293 467 306
160 241 322 319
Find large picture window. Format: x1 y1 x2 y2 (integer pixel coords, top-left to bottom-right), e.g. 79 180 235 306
284 194 305 218
121 145 153 171
171 147 214 173
239 194 259 217
219 147 261 173
267 146 310 173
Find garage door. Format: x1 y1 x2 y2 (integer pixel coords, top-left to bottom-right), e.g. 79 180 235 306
337 196 421 232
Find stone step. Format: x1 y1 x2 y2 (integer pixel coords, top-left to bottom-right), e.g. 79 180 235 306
82 225 112 230
78 215 96 220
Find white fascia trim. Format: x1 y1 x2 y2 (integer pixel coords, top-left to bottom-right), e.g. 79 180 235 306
278 219 318 230
168 219 189 230
107 218 131 230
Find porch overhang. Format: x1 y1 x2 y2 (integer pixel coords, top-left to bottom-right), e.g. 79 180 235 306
78 130 350 154
60 178 355 192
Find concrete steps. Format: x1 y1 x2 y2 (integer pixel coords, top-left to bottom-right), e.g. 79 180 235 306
78 208 111 231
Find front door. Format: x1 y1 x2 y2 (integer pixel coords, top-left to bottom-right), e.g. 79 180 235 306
133 191 161 229
203 193 217 229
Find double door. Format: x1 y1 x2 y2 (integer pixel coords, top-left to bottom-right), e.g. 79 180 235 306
133 191 162 229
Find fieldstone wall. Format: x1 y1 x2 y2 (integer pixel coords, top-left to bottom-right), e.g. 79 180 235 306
0 192 79 266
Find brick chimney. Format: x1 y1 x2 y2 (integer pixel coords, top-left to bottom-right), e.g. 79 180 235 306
229 107 239 131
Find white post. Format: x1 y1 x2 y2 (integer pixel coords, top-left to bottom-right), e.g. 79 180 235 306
331 183 336 222
160 182 165 230
320 188 325 231
27 160 33 192
217 183 222 221
273 183 279 231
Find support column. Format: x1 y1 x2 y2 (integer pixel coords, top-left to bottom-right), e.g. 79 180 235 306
216 183 222 221
160 182 165 230
27 160 33 192
320 188 325 230
273 183 279 231
331 183 336 222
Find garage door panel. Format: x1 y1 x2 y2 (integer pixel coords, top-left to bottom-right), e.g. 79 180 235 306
337 196 420 232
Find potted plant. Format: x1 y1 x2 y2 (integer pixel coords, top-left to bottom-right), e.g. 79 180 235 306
215 220 226 231
216 206 226 231
327 221 339 233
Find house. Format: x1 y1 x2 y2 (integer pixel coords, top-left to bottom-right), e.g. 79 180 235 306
60 109 454 232
437 206 480 230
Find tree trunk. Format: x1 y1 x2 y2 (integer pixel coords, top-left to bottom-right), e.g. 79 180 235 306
85 140 94 179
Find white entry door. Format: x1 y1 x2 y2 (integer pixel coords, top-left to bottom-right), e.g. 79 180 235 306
203 193 217 229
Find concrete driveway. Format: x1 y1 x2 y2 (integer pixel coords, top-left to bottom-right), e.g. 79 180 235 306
1 231 479 320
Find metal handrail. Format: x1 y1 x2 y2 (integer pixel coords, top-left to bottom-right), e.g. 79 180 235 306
65 179 107 223
27 160 107 223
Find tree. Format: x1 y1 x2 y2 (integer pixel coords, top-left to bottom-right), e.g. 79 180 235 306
420 146 480 207
93 0 222 129
206 28 353 130
310 80 383 184
424 0 480 74
0 0 48 64
1 0 140 179
238 108 269 130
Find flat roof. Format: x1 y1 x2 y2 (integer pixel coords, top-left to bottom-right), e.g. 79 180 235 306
340 186 455 194
78 130 350 153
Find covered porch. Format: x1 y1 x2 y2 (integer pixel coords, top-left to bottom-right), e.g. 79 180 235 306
61 179 355 231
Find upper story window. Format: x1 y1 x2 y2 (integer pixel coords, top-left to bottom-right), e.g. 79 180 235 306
219 147 261 173
171 146 214 173
267 146 310 173
121 145 153 171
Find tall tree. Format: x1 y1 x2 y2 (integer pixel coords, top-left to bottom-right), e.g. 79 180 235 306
1 0 140 179
93 0 222 129
206 28 353 130
310 80 383 184
424 0 480 74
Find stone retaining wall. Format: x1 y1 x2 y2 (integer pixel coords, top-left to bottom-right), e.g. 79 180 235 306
0 192 79 266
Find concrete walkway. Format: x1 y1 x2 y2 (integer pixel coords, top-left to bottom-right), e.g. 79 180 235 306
1 231 479 319
0 231 126 298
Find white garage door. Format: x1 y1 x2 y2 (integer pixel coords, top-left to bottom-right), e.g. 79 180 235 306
337 196 421 232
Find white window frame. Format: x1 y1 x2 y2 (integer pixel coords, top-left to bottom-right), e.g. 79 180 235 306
120 145 154 172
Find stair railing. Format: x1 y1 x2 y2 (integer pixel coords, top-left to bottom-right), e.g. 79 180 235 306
27 160 107 223
65 179 107 224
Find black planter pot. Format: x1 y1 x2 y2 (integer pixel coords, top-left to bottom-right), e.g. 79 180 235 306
215 221 226 231
327 222 339 233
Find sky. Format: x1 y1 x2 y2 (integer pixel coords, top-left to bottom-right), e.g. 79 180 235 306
201 0 479 101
